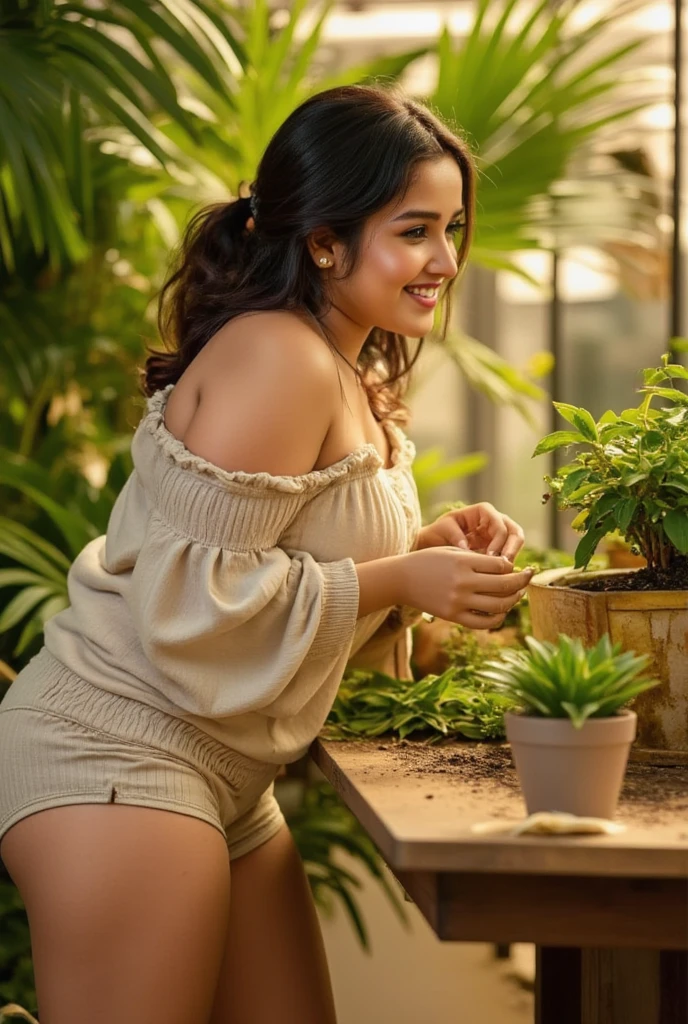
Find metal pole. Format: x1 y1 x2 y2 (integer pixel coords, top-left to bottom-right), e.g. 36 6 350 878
671 0 684 340
548 250 562 548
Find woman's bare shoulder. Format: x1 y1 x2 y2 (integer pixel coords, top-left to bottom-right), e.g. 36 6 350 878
169 312 340 477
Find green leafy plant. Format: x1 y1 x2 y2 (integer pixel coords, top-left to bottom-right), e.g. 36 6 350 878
441 623 504 671
533 353 688 569
0 0 244 271
428 0 652 271
324 663 518 744
480 633 659 729
283 780 407 950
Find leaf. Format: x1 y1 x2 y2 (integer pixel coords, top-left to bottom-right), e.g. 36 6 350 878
615 497 638 533
567 483 606 503
574 524 607 569
662 510 688 554
664 364 688 382
570 509 589 530
0 457 97 556
644 387 688 405
572 410 599 442
0 585 54 633
642 430 664 450
0 518 70 582
532 430 586 456
561 700 602 729
550 403 598 442
561 467 590 497
622 471 649 488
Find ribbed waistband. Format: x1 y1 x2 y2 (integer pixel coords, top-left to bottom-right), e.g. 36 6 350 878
3 649 272 790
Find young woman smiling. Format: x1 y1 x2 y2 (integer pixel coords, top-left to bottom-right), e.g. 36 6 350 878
0 85 531 1024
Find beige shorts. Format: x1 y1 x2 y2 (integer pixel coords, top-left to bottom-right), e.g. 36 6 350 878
0 650 285 861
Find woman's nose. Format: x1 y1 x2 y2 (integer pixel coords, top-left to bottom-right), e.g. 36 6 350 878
427 239 459 279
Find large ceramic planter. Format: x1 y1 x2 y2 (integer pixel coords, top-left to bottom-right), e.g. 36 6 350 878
505 710 637 818
528 567 688 765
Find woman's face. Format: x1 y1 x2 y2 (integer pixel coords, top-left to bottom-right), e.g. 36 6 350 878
329 155 465 338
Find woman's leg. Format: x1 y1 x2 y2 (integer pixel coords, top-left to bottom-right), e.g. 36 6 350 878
208 823 337 1024
0 803 231 1024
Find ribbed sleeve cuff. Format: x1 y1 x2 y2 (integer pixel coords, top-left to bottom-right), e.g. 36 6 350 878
308 558 360 660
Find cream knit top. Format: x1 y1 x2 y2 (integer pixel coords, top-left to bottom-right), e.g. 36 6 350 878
42 386 422 764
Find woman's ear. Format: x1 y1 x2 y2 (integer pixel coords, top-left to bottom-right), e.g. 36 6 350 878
306 228 339 270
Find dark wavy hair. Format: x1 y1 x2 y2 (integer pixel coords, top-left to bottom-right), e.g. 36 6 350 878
143 84 476 421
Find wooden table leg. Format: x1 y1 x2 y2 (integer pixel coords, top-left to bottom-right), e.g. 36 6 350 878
535 947 582 1024
581 949 688 1024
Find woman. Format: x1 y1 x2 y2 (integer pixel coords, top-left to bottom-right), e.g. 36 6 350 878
0 85 532 1024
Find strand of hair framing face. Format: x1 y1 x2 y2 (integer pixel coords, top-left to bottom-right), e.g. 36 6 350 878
243 183 360 382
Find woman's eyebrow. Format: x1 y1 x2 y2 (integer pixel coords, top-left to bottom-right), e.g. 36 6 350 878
392 208 465 222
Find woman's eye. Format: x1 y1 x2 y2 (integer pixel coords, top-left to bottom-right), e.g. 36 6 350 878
402 221 466 241
402 226 427 239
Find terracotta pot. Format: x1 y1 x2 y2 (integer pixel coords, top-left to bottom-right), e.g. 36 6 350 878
505 710 637 818
528 568 688 763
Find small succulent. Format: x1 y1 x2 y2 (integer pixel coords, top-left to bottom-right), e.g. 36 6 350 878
478 634 660 729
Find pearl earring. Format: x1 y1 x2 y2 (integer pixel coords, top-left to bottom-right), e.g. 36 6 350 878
318 256 331 267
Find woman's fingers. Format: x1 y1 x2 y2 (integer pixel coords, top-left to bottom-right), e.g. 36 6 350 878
499 516 526 562
472 566 533 594
480 506 509 556
438 516 470 549
468 589 528 615
457 610 508 630
457 504 525 560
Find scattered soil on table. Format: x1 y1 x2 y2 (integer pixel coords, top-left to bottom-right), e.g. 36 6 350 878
618 762 688 826
363 739 688 827
571 556 688 592
375 740 520 790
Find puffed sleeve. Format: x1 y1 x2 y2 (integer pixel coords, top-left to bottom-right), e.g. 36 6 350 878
101 410 363 720
127 522 360 718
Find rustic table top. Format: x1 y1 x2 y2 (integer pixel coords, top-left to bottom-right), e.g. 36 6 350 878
310 738 688 879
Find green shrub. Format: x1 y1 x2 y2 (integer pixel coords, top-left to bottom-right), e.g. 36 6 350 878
533 353 688 569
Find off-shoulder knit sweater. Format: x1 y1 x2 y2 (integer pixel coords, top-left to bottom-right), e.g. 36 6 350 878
34 386 423 764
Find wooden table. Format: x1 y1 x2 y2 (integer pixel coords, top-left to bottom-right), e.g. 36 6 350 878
310 738 688 1024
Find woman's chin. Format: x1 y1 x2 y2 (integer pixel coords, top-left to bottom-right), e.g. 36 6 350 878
376 312 435 338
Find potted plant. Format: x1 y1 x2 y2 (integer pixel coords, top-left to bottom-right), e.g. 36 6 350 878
528 353 688 763
480 634 659 818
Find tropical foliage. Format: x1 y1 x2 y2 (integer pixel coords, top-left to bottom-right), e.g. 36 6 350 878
325 627 520 744
534 353 688 569
284 779 408 949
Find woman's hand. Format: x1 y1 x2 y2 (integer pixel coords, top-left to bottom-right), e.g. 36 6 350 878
398 547 533 630
415 503 525 563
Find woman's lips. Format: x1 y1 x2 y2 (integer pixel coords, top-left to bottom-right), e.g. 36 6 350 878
404 287 438 308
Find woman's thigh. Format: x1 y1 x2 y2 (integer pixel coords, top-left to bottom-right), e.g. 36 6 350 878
0 803 231 1024
209 823 337 1024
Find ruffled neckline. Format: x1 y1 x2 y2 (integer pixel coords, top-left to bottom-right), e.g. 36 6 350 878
142 385 413 495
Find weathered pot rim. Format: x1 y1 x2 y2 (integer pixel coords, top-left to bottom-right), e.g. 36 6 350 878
505 708 637 747
528 566 688 603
